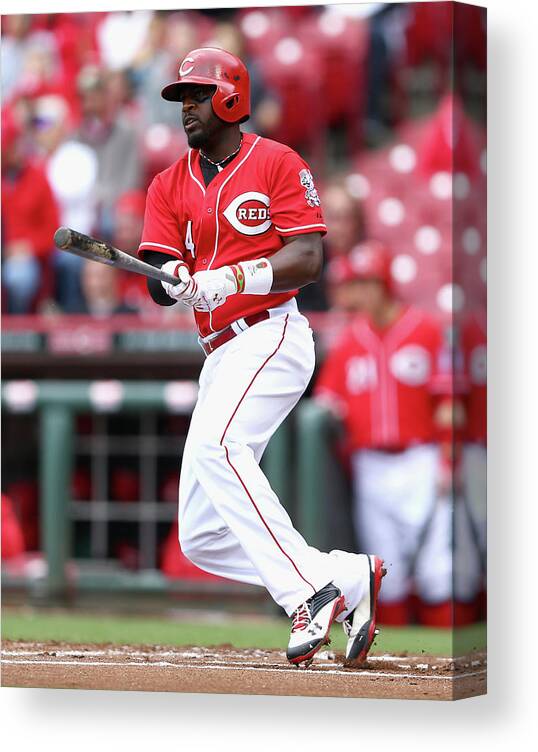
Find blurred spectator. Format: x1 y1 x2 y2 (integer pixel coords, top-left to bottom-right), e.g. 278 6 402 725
113 190 146 253
1 14 33 100
1 493 26 560
76 260 138 316
7 29 65 103
112 190 155 313
76 65 141 239
321 180 366 258
362 3 408 144
32 94 99 311
208 20 282 136
96 10 153 72
2 107 59 313
33 94 97 235
141 123 187 190
105 68 140 125
315 241 452 626
133 12 200 129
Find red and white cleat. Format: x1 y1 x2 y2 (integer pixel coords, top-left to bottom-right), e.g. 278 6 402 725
286 583 345 667
343 555 386 665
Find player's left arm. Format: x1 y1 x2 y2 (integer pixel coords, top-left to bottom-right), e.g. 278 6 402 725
163 232 323 311
261 232 323 291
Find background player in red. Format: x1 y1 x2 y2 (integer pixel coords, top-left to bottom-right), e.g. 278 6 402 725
138 47 385 667
454 309 486 614
315 241 453 626
460 308 487 558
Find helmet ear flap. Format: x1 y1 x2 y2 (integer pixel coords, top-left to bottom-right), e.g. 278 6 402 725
213 92 245 122
223 93 240 112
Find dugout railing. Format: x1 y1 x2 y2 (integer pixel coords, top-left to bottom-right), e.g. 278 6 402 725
2 381 350 603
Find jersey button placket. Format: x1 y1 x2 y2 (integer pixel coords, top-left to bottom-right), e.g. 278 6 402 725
198 192 217 270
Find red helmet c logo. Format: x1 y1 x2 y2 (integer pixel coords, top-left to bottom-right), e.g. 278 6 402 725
179 57 195 77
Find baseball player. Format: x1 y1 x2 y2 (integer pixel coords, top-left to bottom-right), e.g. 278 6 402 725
138 48 385 667
455 309 486 608
460 310 486 554
315 242 452 625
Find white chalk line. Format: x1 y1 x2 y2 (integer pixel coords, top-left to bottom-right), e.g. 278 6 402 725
0 648 485 673
0 648 470 663
1 657 486 682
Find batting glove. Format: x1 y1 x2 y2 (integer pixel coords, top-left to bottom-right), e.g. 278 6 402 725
191 259 274 311
191 267 240 312
160 260 199 305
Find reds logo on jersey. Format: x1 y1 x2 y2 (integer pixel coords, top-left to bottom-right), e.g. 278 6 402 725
346 356 377 394
390 345 431 386
223 192 272 236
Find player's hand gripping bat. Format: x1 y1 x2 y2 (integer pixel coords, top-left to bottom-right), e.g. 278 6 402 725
53 226 190 287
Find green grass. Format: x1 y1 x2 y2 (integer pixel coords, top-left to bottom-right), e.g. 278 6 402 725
1 608 486 656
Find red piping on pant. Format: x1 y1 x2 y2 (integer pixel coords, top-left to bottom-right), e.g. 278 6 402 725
219 314 316 595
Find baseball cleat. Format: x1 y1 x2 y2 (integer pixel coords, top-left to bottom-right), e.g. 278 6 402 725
286 583 345 666
343 555 386 665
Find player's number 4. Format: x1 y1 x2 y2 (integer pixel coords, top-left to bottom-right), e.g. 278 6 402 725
185 220 196 259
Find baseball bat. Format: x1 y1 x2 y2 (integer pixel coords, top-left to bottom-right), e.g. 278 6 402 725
53 226 187 286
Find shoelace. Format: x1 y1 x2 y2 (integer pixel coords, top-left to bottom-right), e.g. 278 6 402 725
291 602 312 633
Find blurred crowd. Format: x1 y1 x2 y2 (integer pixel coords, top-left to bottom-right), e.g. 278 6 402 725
2 5 485 318
2 5 486 626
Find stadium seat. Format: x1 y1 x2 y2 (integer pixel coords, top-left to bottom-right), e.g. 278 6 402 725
258 39 324 152
297 9 369 144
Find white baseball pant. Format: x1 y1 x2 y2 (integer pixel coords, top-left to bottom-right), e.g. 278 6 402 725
178 299 368 617
453 442 486 601
351 444 452 603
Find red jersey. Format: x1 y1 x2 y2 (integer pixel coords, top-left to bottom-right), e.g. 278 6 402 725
461 310 487 444
315 306 445 450
1 162 60 259
138 132 326 337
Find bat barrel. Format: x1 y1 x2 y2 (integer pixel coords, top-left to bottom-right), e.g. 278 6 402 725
53 226 182 287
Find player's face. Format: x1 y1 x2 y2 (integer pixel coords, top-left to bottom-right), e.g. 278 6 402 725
179 84 222 148
334 279 386 315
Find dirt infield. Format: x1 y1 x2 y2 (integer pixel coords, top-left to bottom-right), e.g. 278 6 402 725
1 641 486 700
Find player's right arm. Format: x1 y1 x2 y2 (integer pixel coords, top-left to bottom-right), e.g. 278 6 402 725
138 174 189 306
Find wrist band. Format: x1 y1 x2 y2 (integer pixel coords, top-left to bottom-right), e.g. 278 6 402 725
238 258 273 295
230 264 246 293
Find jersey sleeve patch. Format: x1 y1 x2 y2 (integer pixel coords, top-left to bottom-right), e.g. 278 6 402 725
299 168 321 208
270 151 327 238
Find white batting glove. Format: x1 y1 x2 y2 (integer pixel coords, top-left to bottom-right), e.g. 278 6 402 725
191 267 239 312
160 260 199 305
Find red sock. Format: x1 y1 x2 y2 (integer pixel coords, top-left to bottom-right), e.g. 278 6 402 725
417 600 452 627
377 600 411 626
454 599 480 626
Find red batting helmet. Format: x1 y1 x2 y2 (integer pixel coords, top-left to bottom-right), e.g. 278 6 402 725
161 47 250 124
348 240 392 288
